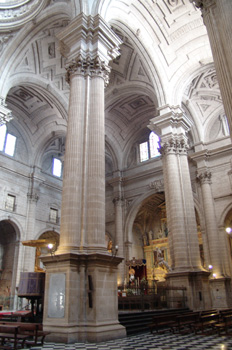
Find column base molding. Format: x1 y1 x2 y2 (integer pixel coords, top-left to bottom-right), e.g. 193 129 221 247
44 322 126 343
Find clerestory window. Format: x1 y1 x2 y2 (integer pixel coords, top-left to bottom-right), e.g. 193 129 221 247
52 157 62 177
139 131 160 162
0 124 16 157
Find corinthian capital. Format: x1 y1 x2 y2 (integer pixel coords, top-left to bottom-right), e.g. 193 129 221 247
65 55 111 85
161 137 189 156
197 170 212 184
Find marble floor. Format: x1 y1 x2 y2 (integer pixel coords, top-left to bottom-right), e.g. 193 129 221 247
27 331 232 350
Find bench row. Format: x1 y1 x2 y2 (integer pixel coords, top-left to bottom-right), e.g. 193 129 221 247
148 308 232 336
0 322 50 350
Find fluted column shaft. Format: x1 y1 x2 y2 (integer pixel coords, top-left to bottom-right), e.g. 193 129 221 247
192 0 232 134
86 74 106 249
197 170 222 276
149 105 202 272
113 195 125 285
59 62 107 253
56 14 122 254
23 170 40 271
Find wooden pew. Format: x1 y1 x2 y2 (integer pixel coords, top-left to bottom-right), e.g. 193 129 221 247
0 322 50 346
173 312 200 334
193 312 220 335
0 325 30 350
213 314 232 336
148 313 178 333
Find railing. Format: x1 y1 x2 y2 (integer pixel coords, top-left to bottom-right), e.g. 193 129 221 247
118 286 187 311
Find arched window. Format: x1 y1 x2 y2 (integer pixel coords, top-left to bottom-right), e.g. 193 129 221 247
139 131 160 162
0 124 16 156
52 157 62 177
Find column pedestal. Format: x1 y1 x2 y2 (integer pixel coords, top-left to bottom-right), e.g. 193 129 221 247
209 277 232 309
41 253 126 343
166 270 211 310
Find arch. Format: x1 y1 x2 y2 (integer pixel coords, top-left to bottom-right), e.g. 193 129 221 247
35 130 67 169
5 78 68 120
0 219 22 306
204 107 228 143
124 189 164 247
0 215 23 242
218 202 232 228
105 139 119 174
1 114 32 164
107 19 165 107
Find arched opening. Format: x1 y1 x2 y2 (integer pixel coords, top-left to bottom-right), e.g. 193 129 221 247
224 208 232 259
0 220 19 309
130 192 169 286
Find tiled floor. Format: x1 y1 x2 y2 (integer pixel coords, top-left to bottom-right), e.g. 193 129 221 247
28 332 232 350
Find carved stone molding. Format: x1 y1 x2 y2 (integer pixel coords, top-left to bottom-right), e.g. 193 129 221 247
197 170 212 184
65 55 111 85
0 97 12 125
113 196 124 205
149 179 164 192
168 0 178 7
27 192 39 202
0 0 50 32
0 34 13 53
160 137 189 156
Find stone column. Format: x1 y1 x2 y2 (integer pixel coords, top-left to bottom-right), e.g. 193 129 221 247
23 168 41 272
196 170 222 275
191 0 232 134
41 14 126 343
149 105 211 310
195 168 231 308
149 106 202 272
111 176 125 286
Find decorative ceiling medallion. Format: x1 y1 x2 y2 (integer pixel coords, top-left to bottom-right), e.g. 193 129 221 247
0 0 50 32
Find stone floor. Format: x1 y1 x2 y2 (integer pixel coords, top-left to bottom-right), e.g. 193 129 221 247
28 331 232 350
